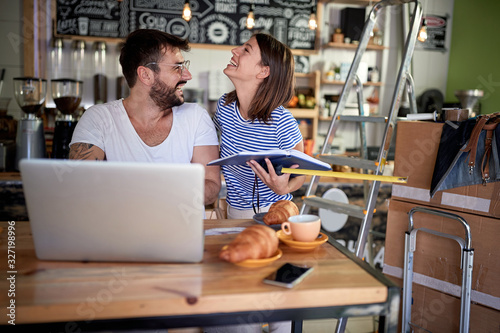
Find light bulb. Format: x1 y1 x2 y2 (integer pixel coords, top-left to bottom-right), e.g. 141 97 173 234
246 5 255 30
308 12 317 30
308 0 317 30
182 1 192 22
417 19 427 42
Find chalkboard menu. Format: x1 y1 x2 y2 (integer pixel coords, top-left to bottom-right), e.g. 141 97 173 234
55 0 317 50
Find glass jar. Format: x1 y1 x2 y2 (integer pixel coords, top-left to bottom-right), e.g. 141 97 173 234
373 29 384 46
50 38 64 80
116 43 129 99
371 67 379 83
71 40 86 81
93 41 107 104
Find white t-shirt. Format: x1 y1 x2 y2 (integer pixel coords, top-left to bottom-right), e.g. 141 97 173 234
70 100 219 162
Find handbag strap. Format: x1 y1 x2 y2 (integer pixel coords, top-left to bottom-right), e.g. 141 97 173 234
461 112 499 182
461 115 489 172
480 122 498 184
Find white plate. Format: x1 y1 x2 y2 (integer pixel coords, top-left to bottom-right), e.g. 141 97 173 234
319 188 349 232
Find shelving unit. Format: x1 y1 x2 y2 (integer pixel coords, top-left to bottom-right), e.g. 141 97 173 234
289 39 387 154
289 71 321 151
312 2 390 153
321 41 386 89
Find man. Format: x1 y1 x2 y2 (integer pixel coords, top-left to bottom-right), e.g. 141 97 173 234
69 29 220 205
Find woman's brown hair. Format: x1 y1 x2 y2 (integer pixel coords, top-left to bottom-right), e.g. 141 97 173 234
225 33 295 123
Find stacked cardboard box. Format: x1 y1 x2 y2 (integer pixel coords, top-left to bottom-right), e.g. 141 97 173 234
389 277 499 332
390 121 500 217
384 121 500 332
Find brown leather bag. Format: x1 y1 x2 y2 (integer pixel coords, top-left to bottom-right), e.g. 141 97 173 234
430 112 500 197
460 112 500 184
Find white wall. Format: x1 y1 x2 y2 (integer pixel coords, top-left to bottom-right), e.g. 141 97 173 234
412 0 454 99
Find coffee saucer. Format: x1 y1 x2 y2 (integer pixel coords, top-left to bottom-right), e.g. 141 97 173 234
222 246 283 268
276 230 329 252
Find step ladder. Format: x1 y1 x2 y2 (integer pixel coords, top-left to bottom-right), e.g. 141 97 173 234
403 207 474 333
298 0 423 332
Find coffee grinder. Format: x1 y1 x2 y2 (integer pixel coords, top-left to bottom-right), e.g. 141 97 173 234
454 89 484 117
13 77 47 169
51 78 83 159
0 97 17 171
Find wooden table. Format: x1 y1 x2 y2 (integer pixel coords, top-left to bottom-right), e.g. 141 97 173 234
0 220 399 332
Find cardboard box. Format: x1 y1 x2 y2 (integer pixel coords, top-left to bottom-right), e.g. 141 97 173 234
388 276 500 333
383 199 500 310
392 121 500 218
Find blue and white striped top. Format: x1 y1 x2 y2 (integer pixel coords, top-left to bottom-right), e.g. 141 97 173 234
214 94 303 210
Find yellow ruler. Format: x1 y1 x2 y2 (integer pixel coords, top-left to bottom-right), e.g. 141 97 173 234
281 167 408 183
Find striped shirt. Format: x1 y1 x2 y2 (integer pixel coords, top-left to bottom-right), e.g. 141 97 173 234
214 94 303 210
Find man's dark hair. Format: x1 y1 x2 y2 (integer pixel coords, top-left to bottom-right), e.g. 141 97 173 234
119 29 190 87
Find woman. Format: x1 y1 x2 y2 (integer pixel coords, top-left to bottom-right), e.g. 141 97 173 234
214 33 306 221
208 33 305 333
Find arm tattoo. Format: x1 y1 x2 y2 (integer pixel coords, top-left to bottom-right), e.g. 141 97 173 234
69 143 104 160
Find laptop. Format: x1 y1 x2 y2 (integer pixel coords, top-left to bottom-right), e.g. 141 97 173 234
19 159 205 263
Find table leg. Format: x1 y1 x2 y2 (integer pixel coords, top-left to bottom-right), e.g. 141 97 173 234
335 317 347 332
291 320 303 333
379 286 401 332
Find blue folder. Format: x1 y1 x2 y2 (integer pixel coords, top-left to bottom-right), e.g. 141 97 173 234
207 149 332 174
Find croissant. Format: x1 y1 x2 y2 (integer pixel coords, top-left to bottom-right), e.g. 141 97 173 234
219 225 279 263
263 200 299 225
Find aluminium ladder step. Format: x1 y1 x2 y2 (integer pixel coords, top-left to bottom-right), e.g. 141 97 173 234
302 196 366 219
338 115 388 123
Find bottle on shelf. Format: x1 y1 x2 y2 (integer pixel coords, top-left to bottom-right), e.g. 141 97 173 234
325 65 335 81
93 41 107 104
332 28 344 43
50 38 64 80
368 67 380 83
71 40 86 81
371 67 379 83
372 28 383 46
116 44 130 100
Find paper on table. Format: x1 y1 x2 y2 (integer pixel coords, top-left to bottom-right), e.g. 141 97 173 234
205 227 246 236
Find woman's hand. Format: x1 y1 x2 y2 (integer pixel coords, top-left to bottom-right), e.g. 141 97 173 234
247 158 304 195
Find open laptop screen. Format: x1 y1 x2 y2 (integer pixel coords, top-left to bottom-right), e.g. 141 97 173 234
20 159 205 263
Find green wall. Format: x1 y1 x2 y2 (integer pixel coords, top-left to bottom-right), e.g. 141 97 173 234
446 0 500 114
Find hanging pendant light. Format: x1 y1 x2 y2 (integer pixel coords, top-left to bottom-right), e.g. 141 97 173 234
308 1 317 30
417 0 428 43
246 3 255 30
417 18 428 42
182 0 192 22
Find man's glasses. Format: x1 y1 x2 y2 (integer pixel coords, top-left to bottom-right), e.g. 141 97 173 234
144 60 190 75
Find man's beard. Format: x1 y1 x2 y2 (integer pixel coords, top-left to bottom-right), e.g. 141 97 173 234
149 76 186 110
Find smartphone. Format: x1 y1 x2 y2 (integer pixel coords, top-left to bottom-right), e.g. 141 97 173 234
263 263 314 288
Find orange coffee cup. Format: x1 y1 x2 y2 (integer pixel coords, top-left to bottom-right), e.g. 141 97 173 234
281 214 321 242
